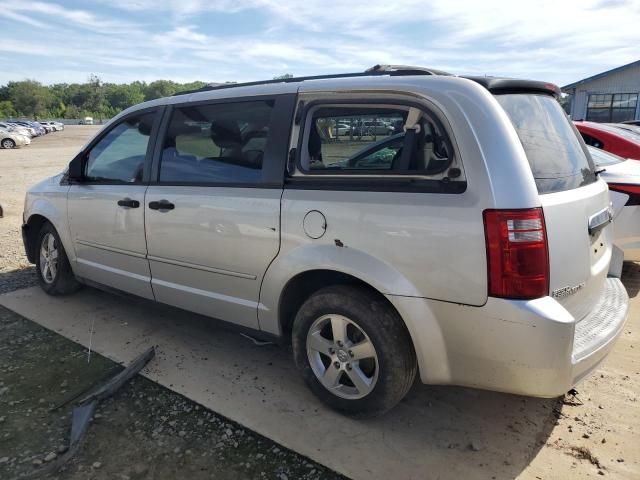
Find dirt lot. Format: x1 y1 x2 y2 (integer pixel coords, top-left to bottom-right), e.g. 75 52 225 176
0 127 639 479
0 128 341 479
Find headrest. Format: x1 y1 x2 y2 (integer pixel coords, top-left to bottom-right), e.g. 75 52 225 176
211 120 242 148
137 118 153 136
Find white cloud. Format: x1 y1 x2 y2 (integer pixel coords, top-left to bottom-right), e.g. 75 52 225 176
2 0 639 86
0 1 141 33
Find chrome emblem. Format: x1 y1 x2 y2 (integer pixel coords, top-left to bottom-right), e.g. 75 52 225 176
552 283 585 299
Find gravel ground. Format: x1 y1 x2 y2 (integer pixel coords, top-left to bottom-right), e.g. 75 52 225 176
1 127 639 479
0 305 343 480
1 127 97 294
0 128 343 479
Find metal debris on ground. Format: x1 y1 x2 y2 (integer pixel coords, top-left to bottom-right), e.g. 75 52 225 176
17 346 155 480
562 388 584 406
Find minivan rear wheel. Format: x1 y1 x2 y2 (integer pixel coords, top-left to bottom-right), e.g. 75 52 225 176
36 222 81 295
292 285 416 417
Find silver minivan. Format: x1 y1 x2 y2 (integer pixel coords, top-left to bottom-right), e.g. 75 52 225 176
22 66 629 416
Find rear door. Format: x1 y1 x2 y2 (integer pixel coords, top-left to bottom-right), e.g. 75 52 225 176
144 95 295 328
496 94 612 320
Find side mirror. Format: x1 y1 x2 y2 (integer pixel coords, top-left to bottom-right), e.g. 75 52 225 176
68 153 84 182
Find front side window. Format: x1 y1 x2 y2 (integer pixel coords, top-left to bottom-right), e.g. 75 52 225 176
85 112 155 182
587 93 638 123
159 100 274 184
300 106 454 176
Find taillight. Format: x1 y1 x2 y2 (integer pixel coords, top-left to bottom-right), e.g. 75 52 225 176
608 183 640 206
483 208 549 299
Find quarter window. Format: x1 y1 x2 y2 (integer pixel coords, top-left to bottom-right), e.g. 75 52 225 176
300 106 454 175
159 100 274 184
85 112 155 182
586 93 638 123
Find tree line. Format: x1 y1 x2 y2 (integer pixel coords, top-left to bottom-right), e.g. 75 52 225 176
0 75 207 120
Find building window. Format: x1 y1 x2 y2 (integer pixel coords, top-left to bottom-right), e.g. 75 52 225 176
586 93 638 122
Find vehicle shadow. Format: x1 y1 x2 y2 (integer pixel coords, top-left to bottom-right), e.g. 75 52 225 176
113 289 560 480
0 284 563 480
622 261 640 298
0 266 37 295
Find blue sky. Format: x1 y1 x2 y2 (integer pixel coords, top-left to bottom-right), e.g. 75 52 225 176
0 0 638 87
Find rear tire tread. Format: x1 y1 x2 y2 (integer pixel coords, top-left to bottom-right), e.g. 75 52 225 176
292 284 417 417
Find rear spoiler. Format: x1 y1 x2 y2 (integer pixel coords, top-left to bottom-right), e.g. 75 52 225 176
463 76 561 98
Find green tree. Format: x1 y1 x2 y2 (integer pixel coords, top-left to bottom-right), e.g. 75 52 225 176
63 104 81 119
7 80 52 118
1 77 209 120
105 83 145 111
145 80 178 100
84 74 106 121
0 100 16 118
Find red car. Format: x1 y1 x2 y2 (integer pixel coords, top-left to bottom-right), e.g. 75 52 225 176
574 121 640 160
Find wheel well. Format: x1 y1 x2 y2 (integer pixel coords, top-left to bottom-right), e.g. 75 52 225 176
25 214 49 263
278 269 395 342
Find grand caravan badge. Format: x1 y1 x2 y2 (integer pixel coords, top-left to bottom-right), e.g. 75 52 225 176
552 283 586 299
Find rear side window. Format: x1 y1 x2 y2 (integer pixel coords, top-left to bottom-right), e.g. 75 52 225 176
299 105 454 176
159 100 274 184
495 94 596 193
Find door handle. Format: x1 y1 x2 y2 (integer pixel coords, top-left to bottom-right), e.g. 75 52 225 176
117 198 140 208
148 200 175 211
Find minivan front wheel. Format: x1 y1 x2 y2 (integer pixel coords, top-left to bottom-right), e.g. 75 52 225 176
36 222 81 295
292 285 417 417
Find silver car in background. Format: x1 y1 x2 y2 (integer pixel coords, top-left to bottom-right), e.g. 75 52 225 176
0 122 33 138
21 66 629 416
0 128 31 148
39 121 65 131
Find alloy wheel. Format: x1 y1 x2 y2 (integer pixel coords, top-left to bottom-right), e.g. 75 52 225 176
306 314 379 399
39 233 59 284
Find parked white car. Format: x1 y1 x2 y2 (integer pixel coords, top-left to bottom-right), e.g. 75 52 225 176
0 128 31 148
40 121 64 131
21 66 629 416
589 146 640 261
0 122 33 138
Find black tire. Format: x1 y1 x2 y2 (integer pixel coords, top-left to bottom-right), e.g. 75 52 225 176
1 138 16 149
35 222 82 295
292 285 417 417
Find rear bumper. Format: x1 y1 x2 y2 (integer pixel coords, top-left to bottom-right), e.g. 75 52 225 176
388 278 629 397
570 278 628 385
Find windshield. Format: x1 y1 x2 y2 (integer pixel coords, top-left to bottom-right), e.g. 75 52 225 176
587 146 625 166
496 94 597 194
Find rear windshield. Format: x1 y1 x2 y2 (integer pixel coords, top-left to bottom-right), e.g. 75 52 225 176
496 94 597 193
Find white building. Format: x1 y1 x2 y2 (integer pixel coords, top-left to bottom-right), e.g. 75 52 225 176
562 60 640 122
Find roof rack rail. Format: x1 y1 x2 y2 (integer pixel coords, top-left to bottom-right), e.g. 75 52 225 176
173 64 454 96
365 64 454 77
